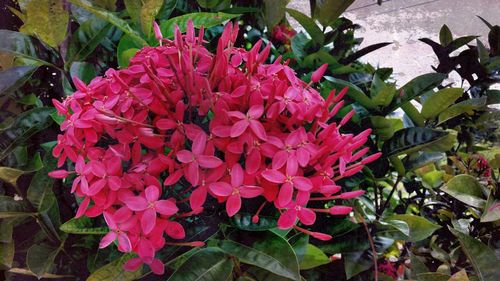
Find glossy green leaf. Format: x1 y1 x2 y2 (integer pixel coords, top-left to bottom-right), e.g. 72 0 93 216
69 0 147 46
69 61 97 84
0 196 32 218
441 174 486 208
140 0 163 37
382 128 449 157
0 107 55 162
7 268 73 279
376 219 410 240
197 0 223 9
26 243 59 279
324 76 378 110
216 231 300 281
422 170 445 189
59 217 108 235
160 12 239 39
439 24 453 46
409 252 429 279
370 116 403 140
343 236 394 279
402 152 445 171
66 17 111 65
289 233 308 263
19 0 69 48
311 0 355 26
446 36 478 53
0 30 52 66
87 253 142 281
385 214 440 242
157 0 177 20
167 247 234 281
0 65 37 95
286 8 324 45
437 97 487 125
0 167 25 187
117 35 142 68
299 244 330 270
421 88 463 120
263 0 287 29
387 73 446 113
450 228 500 281
231 213 277 231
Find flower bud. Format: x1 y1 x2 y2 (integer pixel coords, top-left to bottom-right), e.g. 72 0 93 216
311 63 328 83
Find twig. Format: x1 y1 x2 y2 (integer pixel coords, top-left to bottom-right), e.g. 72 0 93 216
378 176 402 215
358 213 378 281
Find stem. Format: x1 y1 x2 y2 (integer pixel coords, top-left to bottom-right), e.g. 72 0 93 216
358 213 378 281
378 176 402 215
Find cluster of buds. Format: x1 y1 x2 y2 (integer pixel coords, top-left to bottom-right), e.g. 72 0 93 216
49 20 380 274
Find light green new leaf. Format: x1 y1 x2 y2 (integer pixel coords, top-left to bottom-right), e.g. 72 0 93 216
311 0 355 26
59 217 108 235
167 248 234 281
87 253 142 281
19 0 68 48
437 97 487 125
421 88 463 120
299 244 330 270
124 0 141 24
448 269 470 281
450 228 500 281
441 174 486 208
286 8 324 45
69 0 146 46
117 35 142 68
140 0 164 37
160 12 240 39
385 214 440 242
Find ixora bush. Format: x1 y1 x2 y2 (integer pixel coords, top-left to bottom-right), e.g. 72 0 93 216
48 21 380 274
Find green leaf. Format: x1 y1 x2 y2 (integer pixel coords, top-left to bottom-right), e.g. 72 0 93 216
299 244 330 270
481 194 500 222
7 268 73 279
417 272 451 281
286 8 324 45
69 61 97 84
386 73 447 113
324 76 378 110
311 0 355 26
160 12 239 39
18 93 42 106
486 90 500 105
448 269 470 281
446 36 478 53
19 0 69 48
450 228 500 281
439 24 453 46
157 0 177 20
422 170 445 189
0 167 25 187
167 247 234 281
370 116 403 141
0 196 32 218
140 0 164 37
402 152 445 171
370 74 396 107
343 236 394 279
441 174 486 208
488 25 500 56
0 65 37 95
382 128 449 157
231 213 277 231
385 214 440 242
437 97 487 125
197 0 223 9
0 30 52 66
26 243 59 279
409 252 429 279
421 88 463 120
66 17 111 65
216 231 301 281
0 107 55 162
262 0 287 29
69 0 147 46
377 219 410 240
59 217 108 235
289 233 308 263
124 0 141 24
116 35 142 68
87 253 142 281
0 241 14 269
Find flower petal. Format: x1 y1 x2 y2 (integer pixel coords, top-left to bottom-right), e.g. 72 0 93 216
277 182 293 207
298 207 316 225
261 170 286 184
226 194 241 217
124 196 148 211
123 258 143 272
141 208 157 235
208 182 232 197
272 150 288 170
277 209 297 229
192 133 207 155
230 164 244 187
165 221 186 239
230 119 249 138
99 231 117 249
239 186 263 198
292 176 312 191
176 150 194 163
155 200 179 215
249 120 267 141
117 233 132 252
145 185 160 202
149 258 165 275
198 155 223 168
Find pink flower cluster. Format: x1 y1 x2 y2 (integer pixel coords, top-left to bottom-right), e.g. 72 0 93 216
49 21 380 274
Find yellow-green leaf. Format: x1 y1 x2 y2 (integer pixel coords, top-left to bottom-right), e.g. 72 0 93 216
140 0 163 38
299 244 330 270
421 88 463 120
87 254 142 281
0 167 25 187
20 0 69 48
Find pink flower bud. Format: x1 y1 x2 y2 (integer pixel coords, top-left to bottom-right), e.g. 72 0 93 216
329 206 353 215
252 215 260 223
311 231 332 241
362 152 382 164
311 63 328 83
153 21 163 41
48 170 70 179
338 190 365 199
